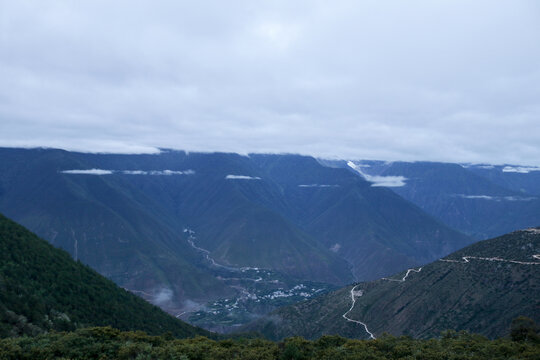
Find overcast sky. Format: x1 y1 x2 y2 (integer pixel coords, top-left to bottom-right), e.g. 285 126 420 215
1 1 539 164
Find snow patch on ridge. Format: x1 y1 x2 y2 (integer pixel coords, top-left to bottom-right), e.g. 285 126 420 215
347 161 407 187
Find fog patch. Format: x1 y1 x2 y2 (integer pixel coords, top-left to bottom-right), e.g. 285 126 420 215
123 169 195 175
456 194 536 201
153 288 174 306
330 243 341 253
298 184 339 188
502 166 540 174
122 170 147 175
182 299 206 312
225 175 261 180
347 161 407 187
62 169 194 175
367 175 407 187
462 164 495 169
61 169 113 175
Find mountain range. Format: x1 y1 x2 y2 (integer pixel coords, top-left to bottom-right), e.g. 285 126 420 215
343 160 540 239
0 147 472 329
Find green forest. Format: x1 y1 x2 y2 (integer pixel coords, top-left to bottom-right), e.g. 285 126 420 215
0 325 539 360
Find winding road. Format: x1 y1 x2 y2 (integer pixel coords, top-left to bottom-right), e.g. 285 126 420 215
342 285 375 339
343 266 422 340
440 254 540 265
342 252 540 339
382 267 422 282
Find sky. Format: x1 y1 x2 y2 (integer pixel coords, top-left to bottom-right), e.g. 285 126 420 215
1 0 540 165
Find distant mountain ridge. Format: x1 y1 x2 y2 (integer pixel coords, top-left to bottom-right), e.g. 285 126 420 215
343 160 540 239
243 228 540 340
250 154 470 281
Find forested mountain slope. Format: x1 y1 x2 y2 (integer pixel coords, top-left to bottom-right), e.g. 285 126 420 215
0 213 211 338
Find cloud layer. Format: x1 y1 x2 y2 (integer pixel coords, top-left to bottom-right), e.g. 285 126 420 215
1 1 539 164
61 169 113 175
456 194 537 201
502 166 540 174
61 169 194 175
225 175 261 180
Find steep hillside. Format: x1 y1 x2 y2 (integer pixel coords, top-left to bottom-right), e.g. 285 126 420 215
0 213 211 338
0 148 234 313
244 228 540 340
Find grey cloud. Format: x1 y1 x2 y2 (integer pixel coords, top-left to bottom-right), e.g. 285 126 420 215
1 1 539 165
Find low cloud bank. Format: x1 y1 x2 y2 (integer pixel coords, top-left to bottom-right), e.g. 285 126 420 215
298 184 339 188
61 169 195 175
502 166 540 174
347 161 407 187
225 175 261 180
456 194 537 201
61 169 113 175
123 169 195 175
462 164 495 169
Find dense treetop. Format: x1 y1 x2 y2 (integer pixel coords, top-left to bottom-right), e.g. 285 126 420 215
0 326 539 360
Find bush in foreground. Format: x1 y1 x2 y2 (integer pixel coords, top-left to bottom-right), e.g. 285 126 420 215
0 326 539 360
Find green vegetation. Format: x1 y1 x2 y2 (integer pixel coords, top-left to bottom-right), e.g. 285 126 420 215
511 316 540 343
0 326 539 359
0 214 211 338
